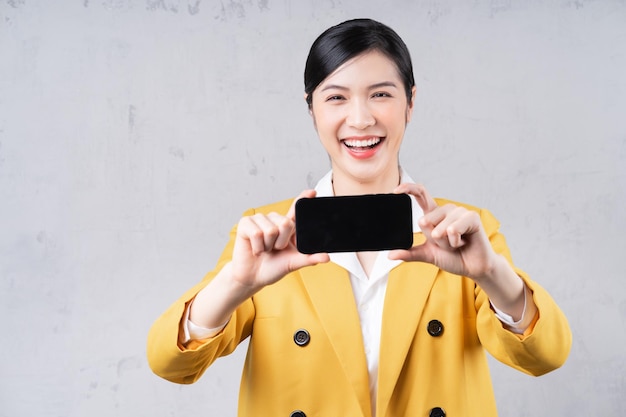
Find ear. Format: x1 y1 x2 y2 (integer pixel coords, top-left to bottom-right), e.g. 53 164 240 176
305 92 317 129
406 86 417 123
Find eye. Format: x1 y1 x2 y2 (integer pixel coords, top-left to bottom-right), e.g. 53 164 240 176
372 91 392 98
325 95 345 102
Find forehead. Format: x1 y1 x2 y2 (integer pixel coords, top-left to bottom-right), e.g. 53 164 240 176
317 50 402 89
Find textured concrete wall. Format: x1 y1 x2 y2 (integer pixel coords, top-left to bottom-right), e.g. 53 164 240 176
1 1 625 416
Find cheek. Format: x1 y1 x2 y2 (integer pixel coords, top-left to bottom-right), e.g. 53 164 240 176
313 110 341 132
379 107 405 127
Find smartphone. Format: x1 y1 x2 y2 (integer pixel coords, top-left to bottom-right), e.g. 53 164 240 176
295 193 413 254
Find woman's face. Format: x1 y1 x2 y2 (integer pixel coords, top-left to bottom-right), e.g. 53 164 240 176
309 50 415 193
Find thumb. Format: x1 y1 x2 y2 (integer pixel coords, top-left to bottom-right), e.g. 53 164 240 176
388 244 432 264
288 252 330 272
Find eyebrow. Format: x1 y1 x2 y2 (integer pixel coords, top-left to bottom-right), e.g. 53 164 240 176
320 81 399 92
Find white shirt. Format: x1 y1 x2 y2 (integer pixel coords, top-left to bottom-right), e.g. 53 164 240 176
312 169 422 415
184 168 529 415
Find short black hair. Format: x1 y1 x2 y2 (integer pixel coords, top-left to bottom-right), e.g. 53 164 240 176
304 18 415 108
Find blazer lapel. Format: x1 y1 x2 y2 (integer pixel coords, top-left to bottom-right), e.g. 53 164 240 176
376 245 440 417
299 261 372 417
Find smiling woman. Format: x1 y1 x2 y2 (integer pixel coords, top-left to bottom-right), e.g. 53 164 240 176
147 18 571 417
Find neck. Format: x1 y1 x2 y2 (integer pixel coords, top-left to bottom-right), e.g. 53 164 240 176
332 166 402 196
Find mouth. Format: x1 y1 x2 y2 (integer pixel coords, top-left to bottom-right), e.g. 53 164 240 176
342 137 384 150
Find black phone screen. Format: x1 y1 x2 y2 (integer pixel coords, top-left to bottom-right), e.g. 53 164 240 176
295 193 413 254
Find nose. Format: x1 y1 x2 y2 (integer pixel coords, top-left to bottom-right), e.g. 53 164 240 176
346 99 375 129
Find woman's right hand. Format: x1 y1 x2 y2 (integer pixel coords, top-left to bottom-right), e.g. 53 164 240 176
189 190 329 331
229 189 330 292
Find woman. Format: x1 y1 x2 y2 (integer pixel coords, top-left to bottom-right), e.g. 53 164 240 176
147 19 571 417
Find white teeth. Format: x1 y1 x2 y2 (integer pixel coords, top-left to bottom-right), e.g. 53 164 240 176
344 137 381 148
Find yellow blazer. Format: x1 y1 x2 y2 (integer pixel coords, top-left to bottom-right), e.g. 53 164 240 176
147 198 571 417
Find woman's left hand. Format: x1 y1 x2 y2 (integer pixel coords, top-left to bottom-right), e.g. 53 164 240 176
389 183 499 281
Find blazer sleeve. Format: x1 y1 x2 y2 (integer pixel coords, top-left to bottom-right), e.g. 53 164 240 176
473 207 572 376
146 211 256 385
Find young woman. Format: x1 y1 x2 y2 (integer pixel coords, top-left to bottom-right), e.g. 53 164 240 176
147 19 571 417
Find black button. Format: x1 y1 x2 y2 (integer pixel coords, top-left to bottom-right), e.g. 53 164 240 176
429 407 446 417
293 329 310 346
290 411 306 417
427 320 444 337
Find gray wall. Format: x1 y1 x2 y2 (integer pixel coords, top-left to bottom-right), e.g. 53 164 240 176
1 1 625 415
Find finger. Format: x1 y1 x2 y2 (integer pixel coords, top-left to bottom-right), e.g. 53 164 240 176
442 210 481 248
394 183 438 214
237 217 267 256
446 227 465 248
388 244 431 264
267 212 295 250
427 205 461 248
417 204 452 248
287 252 330 272
430 206 478 249
249 213 281 252
287 189 317 221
